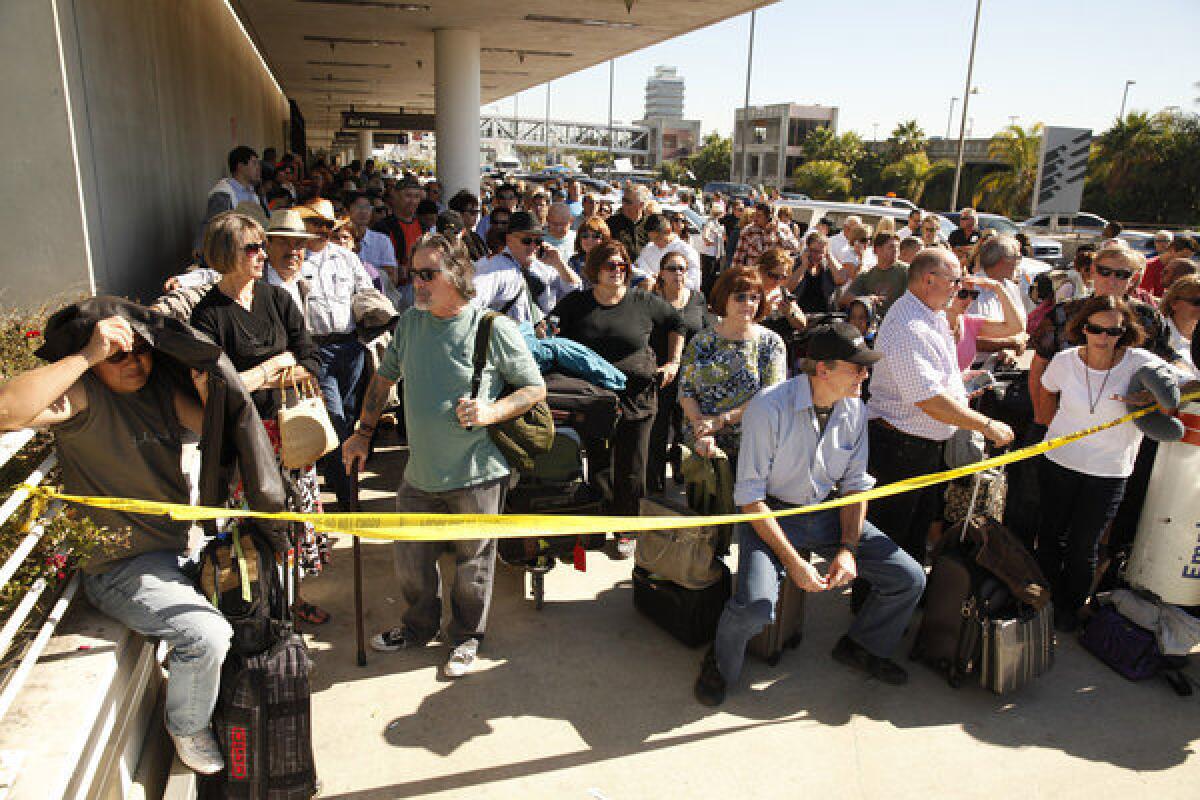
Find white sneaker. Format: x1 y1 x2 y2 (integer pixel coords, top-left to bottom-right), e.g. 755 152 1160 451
444 638 479 678
171 728 224 775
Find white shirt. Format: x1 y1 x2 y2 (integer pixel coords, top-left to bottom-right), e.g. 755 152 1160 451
543 230 576 263
473 250 564 324
1041 347 1168 477
969 277 1027 326
896 226 915 240
301 243 373 336
265 264 304 313
829 232 855 264
634 236 702 291
867 291 967 441
1167 318 1196 377
359 229 398 271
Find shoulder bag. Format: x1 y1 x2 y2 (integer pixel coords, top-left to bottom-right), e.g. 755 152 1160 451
277 366 338 469
470 311 554 472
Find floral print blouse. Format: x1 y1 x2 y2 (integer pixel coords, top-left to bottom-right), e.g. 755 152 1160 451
679 325 787 455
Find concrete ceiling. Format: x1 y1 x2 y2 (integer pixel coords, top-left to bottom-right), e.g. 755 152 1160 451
231 0 774 146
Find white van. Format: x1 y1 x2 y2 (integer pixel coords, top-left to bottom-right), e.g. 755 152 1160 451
776 199 956 240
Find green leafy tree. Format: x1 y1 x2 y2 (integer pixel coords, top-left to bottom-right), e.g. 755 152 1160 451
688 133 733 186
657 160 690 184
889 120 927 158
791 160 852 199
576 150 612 175
972 123 1043 217
851 148 888 198
800 128 865 166
882 152 952 205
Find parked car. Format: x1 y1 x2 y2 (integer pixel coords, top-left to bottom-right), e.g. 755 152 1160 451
1118 231 1158 258
1019 212 1108 235
780 192 811 202
1018 212 1108 263
944 211 1065 267
865 195 918 211
702 181 754 202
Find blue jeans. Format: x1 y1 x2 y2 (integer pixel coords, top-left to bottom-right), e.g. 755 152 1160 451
714 507 926 687
316 339 365 508
82 550 232 737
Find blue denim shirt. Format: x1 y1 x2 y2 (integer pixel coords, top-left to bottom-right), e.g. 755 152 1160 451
733 375 876 508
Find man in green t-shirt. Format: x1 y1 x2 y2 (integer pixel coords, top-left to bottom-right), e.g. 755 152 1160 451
841 232 908 318
344 232 545 678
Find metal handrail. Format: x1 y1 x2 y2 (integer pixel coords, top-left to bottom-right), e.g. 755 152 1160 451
0 427 82 727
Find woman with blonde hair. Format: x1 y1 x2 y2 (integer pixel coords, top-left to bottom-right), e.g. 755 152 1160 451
190 211 331 624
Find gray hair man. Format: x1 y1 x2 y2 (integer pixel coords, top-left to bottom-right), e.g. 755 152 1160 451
861 248 1014 599
344 233 546 678
969 235 1029 361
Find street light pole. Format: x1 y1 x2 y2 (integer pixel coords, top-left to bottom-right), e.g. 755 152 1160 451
736 9 756 184
946 97 958 140
607 59 615 174
1119 79 1136 120
545 80 551 165
949 0 983 212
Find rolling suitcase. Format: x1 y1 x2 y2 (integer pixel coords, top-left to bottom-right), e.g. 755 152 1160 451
747 575 806 666
632 562 731 648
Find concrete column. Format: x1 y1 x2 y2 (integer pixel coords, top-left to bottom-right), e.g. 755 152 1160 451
434 28 480 197
357 130 374 162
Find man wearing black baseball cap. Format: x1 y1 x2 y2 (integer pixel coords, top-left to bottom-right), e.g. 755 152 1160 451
695 322 925 705
474 210 581 323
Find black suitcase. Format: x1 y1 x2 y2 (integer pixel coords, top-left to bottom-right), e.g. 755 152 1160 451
911 540 978 686
632 562 731 648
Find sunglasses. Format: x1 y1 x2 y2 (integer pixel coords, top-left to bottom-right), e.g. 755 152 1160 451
1182 297 1200 307
732 292 761 304
1083 322 1127 337
518 236 542 246
957 288 981 300
601 260 628 272
463 207 480 214
1095 265 1135 280
661 265 688 273
621 197 638 205
105 339 152 364
922 227 939 233
765 271 788 281
411 268 442 282
579 230 603 240
243 241 266 255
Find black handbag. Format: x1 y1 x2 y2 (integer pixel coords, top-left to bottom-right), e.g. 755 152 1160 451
470 311 554 472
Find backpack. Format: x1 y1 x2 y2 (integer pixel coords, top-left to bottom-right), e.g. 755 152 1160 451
197 523 287 656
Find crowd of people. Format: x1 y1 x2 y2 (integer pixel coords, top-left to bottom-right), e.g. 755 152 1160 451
1 143 1197 774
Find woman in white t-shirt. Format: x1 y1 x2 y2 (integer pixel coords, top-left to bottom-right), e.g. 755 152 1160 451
1036 294 1177 632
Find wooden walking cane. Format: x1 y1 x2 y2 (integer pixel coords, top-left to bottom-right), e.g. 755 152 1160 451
351 467 367 667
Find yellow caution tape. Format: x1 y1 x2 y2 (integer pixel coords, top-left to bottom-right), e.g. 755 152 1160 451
24 391 1197 542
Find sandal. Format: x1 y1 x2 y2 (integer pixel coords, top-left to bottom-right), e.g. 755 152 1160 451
294 600 331 625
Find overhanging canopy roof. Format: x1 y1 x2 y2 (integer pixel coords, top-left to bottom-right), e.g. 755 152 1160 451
231 0 774 147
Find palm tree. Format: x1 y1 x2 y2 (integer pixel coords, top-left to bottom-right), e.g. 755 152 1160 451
889 120 926 158
790 160 852 199
972 123 1043 217
882 152 950 204
1089 112 1161 196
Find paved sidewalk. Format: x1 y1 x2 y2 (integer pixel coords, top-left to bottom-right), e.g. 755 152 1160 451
299 430 1200 800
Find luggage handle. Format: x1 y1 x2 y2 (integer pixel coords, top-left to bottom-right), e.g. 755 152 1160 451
959 470 984 545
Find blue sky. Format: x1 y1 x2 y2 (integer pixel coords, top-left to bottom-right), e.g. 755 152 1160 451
487 0 1198 141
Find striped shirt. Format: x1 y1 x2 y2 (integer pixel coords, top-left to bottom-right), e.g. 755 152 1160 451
866 290 967 441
